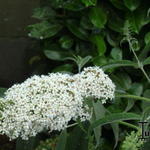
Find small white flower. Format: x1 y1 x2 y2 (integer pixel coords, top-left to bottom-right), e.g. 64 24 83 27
28 33 32 37
40 36 44 40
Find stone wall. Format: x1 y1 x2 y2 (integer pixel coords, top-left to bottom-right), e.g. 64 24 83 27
0 0 40 87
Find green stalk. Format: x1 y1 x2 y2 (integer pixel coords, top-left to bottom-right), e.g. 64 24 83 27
116 94 150 102
67 123 78 128
119 121 139 130
128 39 150 83
124 21 150 83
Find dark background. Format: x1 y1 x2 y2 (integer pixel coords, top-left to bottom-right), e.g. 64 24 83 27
0 0 40 87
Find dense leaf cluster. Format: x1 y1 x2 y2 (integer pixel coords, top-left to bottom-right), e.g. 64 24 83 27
0 0 150 149
28 0 150 149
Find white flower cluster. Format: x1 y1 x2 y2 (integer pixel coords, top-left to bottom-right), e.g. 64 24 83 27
74 67 115 103
0 67 115 140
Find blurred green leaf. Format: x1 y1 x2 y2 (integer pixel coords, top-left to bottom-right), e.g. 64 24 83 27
109 0 126 10
143 57 150 65
32 7 56 19
128 83 143 96
89 6 107 29
66 126 88 150
127 9 149 33
144 32 150 44
92 101 106 147
0 88 7 97
16 136 40 150
56 130 67 150
111 123 119 148
80 16 93 30
91 35 106 56
81 0 97 7
59 36 74 49
28 21 62 39
124 99 135 112
93 56 108 66
108 10 124 33
110 47 122 60
44 50 70 61
142 89 150 110
67 20 88 40
52 64 73 73
63 0 85 11
124 0 140 11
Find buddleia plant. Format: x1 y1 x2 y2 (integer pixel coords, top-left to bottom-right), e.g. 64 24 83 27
120 129 144 150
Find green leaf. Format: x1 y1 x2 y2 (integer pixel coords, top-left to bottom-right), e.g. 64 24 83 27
124 0 140 11
144 32 150 44
91 35 106 56
117 73 132 90
81 0 97 7
106 33 118 47
101 60 137 71
141 89 150 111
127 9 149 33
124 99 135 112
78 56 92 71
63 0 85 11
109 0 126 10
67 20 88 40
110 47 122 60
92 101 106 147
56 130 67 150
32 7 56 19
143 57 150 65
66 126 87 150
59 36 74 49
138 43 150 61
80 16 94 30
90 113 141 129
129 83 143 96
108 10 124 33
89 6 107 29
44 50 70 61
0 88 7 97
93 56 108 66
111 123 119 148
52 64 73 73
70 55 92 72
28 21 62 39
16 136 40 150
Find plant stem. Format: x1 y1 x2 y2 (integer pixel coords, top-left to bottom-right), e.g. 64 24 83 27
119 121 139 130
128 39 150 83
116 94 150 102
67 123 78 128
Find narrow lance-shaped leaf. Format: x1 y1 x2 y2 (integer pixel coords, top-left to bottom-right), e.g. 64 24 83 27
56 130 67 150
143 57 150 65
101 60 137 71
90 112 141 129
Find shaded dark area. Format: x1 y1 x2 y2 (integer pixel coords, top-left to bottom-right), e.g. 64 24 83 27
0 0 40 87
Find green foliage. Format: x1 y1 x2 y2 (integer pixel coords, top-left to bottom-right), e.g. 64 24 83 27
1 0 148 149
